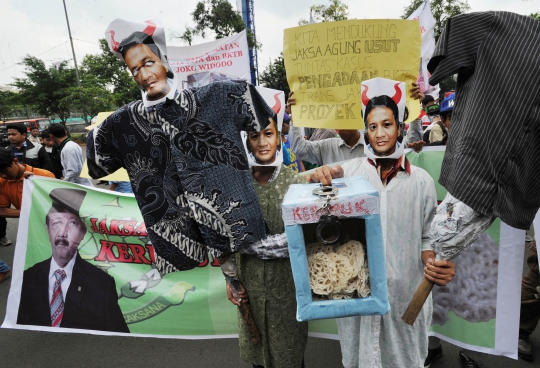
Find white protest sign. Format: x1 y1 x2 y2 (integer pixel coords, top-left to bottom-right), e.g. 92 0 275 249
167 31 250 89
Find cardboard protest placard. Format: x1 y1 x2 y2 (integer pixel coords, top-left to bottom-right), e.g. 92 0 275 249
167 31 250 90
240 86 285 167
283 19 421 129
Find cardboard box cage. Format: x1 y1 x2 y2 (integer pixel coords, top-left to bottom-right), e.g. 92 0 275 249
282 176 390 322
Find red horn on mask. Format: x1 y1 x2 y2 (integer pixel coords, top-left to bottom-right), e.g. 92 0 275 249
272 92 282 114
142 20 156 36
391 83 402 105
361 85 370 107
107 30 119 52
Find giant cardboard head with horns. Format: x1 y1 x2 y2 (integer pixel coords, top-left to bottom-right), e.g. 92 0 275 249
105 19 179 107
361 78 407 160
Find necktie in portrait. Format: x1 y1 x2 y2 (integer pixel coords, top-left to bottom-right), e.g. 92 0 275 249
50 269 67 327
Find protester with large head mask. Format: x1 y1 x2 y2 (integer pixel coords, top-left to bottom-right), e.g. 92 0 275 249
307 78 456 368
229 113 309 368
87 19 275 275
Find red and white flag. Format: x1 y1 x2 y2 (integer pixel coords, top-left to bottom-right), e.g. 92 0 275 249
408 0 439 96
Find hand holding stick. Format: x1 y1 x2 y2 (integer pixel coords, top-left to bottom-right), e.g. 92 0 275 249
402 193 495 325
227 278 261 345
218 252 262 345
402 278 434 325
402 252 456 326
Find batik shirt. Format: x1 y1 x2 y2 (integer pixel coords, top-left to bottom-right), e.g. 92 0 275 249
87 81 274 273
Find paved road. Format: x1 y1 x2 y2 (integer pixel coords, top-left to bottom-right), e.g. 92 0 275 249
0 183 538 367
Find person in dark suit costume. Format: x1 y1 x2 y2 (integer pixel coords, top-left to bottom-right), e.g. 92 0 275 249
17 188 129 333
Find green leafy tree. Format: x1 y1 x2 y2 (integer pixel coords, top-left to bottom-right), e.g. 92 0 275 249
401 0 470 41
12 56 77 125
259 54 289 98
0 90 18 121
0 91 34 120
179 27 196 46
80 39 139 107
60 86 114 124
179 0 261 49
298 0 349 25
531 12 540 21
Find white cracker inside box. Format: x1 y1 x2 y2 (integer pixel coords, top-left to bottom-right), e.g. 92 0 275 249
282 175 390 321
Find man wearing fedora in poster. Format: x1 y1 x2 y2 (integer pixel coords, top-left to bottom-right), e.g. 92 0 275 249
17 188 129 333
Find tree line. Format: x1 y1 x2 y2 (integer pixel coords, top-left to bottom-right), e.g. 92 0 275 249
0 39 140 125
3 0 537 126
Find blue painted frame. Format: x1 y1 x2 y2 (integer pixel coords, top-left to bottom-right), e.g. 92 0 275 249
283 176 390 322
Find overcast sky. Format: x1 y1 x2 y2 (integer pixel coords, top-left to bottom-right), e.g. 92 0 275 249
0 0 539 87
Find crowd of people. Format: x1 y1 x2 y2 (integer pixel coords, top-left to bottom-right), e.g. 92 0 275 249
233 81 537 368
0 14 538 368
0 119 138 287
0 122 91 284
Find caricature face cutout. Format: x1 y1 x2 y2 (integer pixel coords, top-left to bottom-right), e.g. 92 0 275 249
241 87 285 167
365 107 400 157
105 19 178 107
361 78 406 160
124 43 170 101
247 118 280 165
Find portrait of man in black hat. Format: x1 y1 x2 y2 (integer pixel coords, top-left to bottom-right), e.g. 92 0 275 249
17 188 129 333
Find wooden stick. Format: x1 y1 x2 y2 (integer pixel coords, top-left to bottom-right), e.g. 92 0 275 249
229 279 262 345
216 253 261 346
401 277 434 326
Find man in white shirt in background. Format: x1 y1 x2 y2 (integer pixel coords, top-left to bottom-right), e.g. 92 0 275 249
48 124 93 187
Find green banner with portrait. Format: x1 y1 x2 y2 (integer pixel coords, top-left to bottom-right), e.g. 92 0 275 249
1 152 524 359
2 177 336 337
